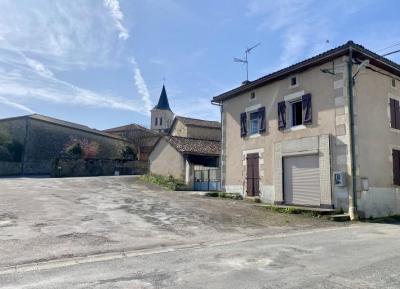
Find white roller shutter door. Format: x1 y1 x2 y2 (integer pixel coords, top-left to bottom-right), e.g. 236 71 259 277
284 154 320 206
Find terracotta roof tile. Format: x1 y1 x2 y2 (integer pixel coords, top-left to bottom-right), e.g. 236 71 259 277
167 136 220 156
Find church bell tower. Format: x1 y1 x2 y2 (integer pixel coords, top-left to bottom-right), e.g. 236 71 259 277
151 85 174 132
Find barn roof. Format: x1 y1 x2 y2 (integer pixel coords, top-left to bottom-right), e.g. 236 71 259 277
175 116 221 129
166 136 220 156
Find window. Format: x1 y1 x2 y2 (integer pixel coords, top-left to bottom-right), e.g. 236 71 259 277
392 78 396 88
390 98 400 129
278 93 312 130
290 76 297 87
250 92 256 100
291 100 303 126
160 117 163 126
155 117 158 126
393 149 400 185
249 111 259 134
240 106 266 137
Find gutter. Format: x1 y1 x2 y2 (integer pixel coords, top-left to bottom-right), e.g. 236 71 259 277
347 47 359 220
211 100 223 194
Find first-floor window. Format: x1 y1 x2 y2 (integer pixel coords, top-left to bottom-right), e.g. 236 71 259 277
160 117 163 126
249 111 259 134
291 100 303 126
155 117 158 126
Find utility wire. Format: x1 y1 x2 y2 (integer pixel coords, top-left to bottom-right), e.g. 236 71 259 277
382 49 400 57
376 41 400 53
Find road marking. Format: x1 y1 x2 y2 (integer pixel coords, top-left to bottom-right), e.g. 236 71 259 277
0 225 364 276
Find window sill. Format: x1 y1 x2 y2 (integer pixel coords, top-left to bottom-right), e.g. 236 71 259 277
243 133 264 139
285 125 306 132
390 128 400 133
249 133 261 139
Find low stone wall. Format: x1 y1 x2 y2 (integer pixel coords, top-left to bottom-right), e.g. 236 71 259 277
51 158 148 178
0 161 21 176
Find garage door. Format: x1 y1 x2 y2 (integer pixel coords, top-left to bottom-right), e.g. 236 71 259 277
284 154 320 206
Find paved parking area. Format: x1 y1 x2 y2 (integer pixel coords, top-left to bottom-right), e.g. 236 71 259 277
0 176 342 268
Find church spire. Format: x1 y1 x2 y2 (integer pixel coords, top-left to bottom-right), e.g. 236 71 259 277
154 85 171 111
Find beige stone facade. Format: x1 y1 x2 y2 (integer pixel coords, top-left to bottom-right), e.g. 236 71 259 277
213 41 400 218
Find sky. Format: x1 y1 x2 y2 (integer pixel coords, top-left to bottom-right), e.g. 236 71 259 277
0 0 400 130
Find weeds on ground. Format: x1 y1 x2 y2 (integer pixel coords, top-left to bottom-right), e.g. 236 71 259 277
140 174 186 191
205 192 243 200
265 206 321 218
363 215 400 224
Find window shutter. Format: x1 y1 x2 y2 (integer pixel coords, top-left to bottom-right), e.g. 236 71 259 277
393 150 400 185
390 98 400 129
302 93 312 124
258 106 266 133
396 99 400 130
240 112 247 137
278 101 286 130
390 98 396 128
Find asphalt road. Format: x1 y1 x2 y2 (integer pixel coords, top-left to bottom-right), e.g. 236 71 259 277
1 176 397 288
0 176 340 268
1 222 400 288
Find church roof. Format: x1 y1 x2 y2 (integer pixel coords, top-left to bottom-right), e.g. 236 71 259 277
153 85 172 111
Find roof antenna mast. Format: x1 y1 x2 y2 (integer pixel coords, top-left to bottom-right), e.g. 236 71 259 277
234 42 261 83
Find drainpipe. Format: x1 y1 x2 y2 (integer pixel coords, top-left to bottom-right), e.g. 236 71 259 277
211 100 223 194
347 47 359 220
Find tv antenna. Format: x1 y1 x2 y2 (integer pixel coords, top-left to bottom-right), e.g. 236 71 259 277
234 42 261 82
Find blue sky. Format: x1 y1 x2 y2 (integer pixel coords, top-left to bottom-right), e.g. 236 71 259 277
0 0 400 130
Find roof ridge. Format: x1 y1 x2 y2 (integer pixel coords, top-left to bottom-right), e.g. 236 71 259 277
168 135 220 142
176 115 220 123
212 40 400 102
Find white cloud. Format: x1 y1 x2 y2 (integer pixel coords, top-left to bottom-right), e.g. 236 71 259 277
0 1 124 69
103 0 129 40
25 57 54 78
130 58 152 115
0 1 155 118
0 48 148 115
246 0 338 68
0 96 34 114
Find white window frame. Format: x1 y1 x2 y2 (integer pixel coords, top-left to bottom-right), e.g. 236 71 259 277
245 104 262 138
250 91 256 102
289 75 299 89
283 90 306 131
248 111 259 135
392 78 397 89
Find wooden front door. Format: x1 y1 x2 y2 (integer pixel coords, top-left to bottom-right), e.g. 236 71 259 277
246 153 260 196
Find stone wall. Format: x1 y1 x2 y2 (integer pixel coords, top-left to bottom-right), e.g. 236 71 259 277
0 161 21 176
52 158 148 177
0 116 129 175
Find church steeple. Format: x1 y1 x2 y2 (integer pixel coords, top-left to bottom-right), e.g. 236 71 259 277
151 84 174 131
154 85 172 111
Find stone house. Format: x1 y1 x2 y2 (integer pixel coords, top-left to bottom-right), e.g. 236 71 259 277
212 41 400 218
0 114 127 175
103 123 161 161
149 116 221 190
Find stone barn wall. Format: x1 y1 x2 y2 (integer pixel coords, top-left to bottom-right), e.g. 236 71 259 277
0 115 128 175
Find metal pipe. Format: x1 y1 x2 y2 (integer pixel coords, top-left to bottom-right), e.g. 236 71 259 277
347 47 359 220
211 100 223 194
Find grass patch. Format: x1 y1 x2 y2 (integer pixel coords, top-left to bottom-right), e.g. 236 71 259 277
205 192 243 200
363 215 400 224
265 205 321 218
140 174 186 191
